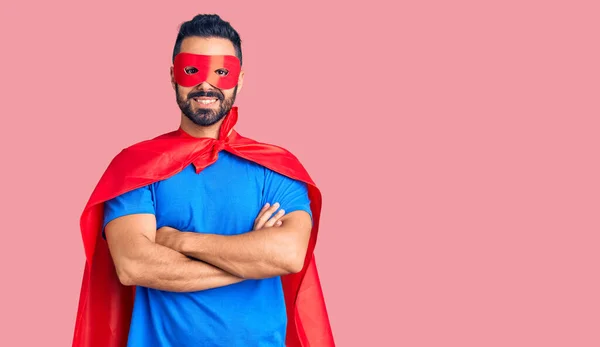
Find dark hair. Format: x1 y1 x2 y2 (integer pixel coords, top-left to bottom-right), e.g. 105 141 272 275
172 14 242 65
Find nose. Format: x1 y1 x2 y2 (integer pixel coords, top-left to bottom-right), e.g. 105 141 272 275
196 81 216 90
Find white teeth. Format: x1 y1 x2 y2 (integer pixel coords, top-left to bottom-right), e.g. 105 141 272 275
195 98 217 105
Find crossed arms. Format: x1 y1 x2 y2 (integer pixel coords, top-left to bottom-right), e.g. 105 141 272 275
104 203 312 292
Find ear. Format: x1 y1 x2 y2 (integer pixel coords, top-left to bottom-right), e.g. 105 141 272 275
236 69 245 93
170 66 176 90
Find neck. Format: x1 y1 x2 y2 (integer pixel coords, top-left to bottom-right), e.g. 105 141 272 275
179 114 224 139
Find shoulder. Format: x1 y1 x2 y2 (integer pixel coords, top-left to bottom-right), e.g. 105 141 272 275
233 132 305 168
232 131 316 187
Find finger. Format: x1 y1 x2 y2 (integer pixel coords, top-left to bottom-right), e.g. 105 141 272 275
265 202 280 215
264 209 285 228
257 203 270 216
254 203 272 229
276 220 283 226
254 203 270 223
255 203 280 229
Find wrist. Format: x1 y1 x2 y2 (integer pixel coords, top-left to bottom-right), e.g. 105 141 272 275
177 232 192 254
179 232 206 256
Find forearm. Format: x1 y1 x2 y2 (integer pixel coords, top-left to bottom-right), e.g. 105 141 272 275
118 237 243 292
178 228 302 279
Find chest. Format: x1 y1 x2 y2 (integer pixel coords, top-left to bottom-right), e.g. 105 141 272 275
151 152 267 234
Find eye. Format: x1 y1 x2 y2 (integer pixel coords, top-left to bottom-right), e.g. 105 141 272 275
184 67 198 75
215 68 229 76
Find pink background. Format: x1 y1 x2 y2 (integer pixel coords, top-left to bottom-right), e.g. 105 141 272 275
1 0 599 346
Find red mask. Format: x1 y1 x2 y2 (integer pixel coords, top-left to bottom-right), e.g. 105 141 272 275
173 53 241 89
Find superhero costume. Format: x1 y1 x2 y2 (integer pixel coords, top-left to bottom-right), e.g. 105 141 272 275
72 106 335 347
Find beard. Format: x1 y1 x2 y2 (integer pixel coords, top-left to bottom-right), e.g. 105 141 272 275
176 85 238 127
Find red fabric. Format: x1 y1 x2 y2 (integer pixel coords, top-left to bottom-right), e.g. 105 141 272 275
72 107 335 347
173 53 241 89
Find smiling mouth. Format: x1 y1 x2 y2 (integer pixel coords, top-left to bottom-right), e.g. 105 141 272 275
193 97 219 105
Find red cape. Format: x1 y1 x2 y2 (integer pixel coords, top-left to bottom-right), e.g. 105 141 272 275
72 107 335 347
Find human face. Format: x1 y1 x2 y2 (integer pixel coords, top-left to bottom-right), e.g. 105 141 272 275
171 37 244 127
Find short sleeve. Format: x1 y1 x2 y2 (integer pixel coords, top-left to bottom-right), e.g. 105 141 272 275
102 185 156 238
262 169 312 223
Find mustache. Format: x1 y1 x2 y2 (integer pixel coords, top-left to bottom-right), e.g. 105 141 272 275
188 90 224 100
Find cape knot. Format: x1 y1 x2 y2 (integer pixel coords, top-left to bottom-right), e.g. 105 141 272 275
211 139 227 159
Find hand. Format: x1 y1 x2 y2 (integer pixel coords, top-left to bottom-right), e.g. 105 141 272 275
253 202 285 230
156 226 185 251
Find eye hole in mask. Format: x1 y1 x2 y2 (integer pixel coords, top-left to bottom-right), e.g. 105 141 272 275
184 67 198 74
174 53 240 89
183 67 230 77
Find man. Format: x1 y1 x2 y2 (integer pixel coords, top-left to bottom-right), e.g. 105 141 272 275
72 14 334 347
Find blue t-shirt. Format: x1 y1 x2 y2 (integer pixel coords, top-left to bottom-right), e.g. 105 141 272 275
102 151 312 347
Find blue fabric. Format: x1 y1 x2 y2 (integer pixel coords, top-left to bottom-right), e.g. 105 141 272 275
102 151 312 347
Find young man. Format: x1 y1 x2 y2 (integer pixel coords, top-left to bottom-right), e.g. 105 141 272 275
72 14 334 347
